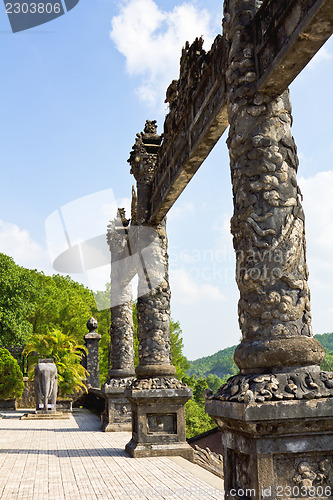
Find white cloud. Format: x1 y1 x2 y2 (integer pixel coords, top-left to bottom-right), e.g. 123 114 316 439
168 201 195 221
299 171 333 334
300 171 333 258
307 45 332 70
170 267 225 305
0 220 53 274
110 0 215 107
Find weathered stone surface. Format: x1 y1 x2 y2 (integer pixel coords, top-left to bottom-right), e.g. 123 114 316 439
254 0 333 94
150 36 228 224
101 386 133 432
102 210 135 431
128 121 175 379
34 359 57 413
205 0 333 495
106 209 135 378
193 445 224 479
130 377 188 390
124 386 193 460
148 0 333 225
17 377 35 409
207 397 333 499
84 317 101 389
126 121 191 458
208 369 333 404
223 0 324 374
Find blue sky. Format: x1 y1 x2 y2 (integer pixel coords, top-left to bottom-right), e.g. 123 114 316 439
1 0 333 360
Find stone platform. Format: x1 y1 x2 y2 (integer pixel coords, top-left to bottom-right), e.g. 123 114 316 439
0 409 224 499
21 411 70 420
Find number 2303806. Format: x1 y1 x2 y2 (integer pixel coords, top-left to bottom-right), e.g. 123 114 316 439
6 3 62 14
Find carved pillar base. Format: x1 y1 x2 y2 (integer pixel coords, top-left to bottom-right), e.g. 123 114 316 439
206 389 333 500
101 377 134 432
124 378 194 460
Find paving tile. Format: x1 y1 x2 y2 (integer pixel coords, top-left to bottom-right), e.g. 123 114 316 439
0 410 224 499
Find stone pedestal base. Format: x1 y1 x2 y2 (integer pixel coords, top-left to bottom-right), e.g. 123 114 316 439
206 397 333 500
21 411 70 420
124 379 193 460
101 382 133 432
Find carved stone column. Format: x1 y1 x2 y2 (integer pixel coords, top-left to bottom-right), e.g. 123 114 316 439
84 317 101 389
206 0 333 497
101 210 135 431
125 121 193 460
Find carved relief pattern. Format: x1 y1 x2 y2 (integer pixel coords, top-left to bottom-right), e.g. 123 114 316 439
209 370 333 403
128 122 174 373
193 446 224 479
234 452 252 490
162 37 219 142
151 36 225 208
223 0 324 371
104 377 135 389
128 120 161 188
130 377 188 390
136 219 173 367
293 458 332 488
107 210 135 374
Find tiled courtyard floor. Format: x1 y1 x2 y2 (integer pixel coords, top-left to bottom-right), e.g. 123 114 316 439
0 410 224 499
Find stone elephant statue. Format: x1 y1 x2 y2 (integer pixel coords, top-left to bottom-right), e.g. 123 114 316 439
34 359 58 413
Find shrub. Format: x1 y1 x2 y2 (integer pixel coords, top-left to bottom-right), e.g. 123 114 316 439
0 348 24 399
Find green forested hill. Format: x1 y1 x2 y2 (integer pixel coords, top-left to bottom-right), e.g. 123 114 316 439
187 345 237 378
187 332 333 379
315 332 333 352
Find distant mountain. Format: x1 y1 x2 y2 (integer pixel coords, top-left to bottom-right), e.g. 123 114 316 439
187 332 333 379
187 345 237 379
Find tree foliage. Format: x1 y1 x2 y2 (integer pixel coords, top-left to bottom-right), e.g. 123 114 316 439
0 347 24 399
0 253 97 347
185 399 215 438
186 345 238 379
182 375 216 438
24 328 88 398
0 254 37 345
315 333 333 353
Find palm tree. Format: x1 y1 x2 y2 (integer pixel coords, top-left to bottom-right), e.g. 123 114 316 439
24 328 88 397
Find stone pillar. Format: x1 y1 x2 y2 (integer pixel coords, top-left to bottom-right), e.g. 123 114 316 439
125 121 193 460
101 209 135 431
206 0 333 497
84 317 101 389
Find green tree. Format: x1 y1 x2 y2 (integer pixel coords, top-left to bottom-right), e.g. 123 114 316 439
29 273 96 343
315 332 333 352
24 328 87 398
182 375 216 438
0 348 24 399
185 399 215 438
206 373 224 393
321 351 333 371
193 377 209 405
0 254 38 345
187 345 238 379
170 320 190 379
